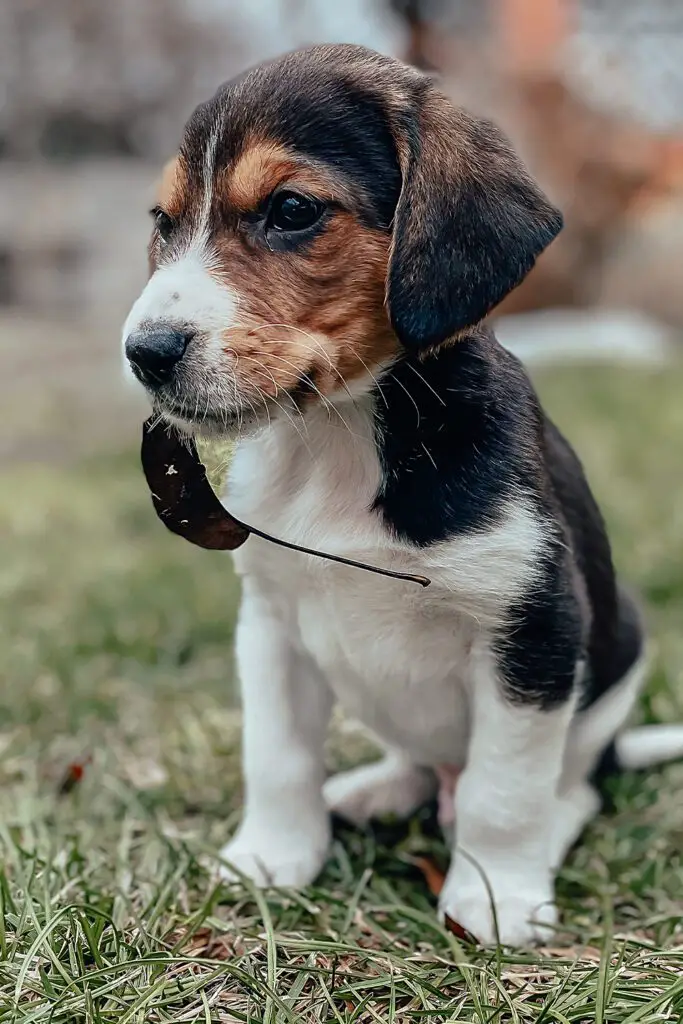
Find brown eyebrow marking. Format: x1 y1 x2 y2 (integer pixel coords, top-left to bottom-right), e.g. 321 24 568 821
224 138 357 211
226 141 293 209
156 155 187 216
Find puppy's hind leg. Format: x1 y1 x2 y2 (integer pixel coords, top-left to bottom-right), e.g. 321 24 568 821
550 782 601 870
439 584 582 948
324 750 437 826
551 645 651 869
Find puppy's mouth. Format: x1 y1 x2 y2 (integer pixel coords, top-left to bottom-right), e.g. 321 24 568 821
134 366 251 436
153 395 247 437
150 369 319 437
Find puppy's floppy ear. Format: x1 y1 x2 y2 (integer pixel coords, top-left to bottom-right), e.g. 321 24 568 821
386 90 563 350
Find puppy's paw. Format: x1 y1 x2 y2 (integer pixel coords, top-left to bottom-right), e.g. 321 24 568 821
219 823 329 889
323 758 436 826
439 862 556 947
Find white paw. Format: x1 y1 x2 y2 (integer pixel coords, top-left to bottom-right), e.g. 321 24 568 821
439 861 556 947
323 758 436 826
219 824 330 888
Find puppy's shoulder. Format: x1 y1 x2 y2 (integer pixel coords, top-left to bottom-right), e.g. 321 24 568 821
372 325 547 547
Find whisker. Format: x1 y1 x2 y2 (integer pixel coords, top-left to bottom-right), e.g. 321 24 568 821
247 322 360 407
298 341 362 411
392 376 421 429
226 353 243 438
240 359 290 436
247 322 328 354
241 389 262 427
405 361 447 406
263 353 338 415
267 392 315 456
240 352 311 447
263 351 361 441
298 335 358 404
421 442 438 471
354 352 389 408
251 382 273 429
243 356 281 397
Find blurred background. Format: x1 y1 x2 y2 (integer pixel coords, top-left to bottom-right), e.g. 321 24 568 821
1 0 682 896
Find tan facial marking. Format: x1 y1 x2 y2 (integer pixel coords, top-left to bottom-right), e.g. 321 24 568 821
207 137 399 406
224 140 357 211
156 155 187 216
226 141 296 210
211 208 398 407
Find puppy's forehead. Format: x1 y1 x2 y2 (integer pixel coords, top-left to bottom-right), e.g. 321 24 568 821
179 45 419 225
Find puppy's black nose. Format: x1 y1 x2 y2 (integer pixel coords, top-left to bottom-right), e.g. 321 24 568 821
125 326 193 386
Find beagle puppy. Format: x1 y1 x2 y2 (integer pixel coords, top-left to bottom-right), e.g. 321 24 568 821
122 45 681 946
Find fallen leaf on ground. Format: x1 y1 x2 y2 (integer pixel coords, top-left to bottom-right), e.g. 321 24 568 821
411 855 474 942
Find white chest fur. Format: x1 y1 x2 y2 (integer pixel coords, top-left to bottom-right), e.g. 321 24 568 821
226 400 547 765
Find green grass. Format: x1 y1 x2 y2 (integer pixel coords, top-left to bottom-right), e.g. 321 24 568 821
1 363 683 1021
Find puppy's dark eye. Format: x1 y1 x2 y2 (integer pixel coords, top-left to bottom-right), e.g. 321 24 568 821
268 192 324 233
151 208 175 244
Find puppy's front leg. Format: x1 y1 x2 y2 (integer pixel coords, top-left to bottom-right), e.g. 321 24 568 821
220 579 333 888
439 647 577 946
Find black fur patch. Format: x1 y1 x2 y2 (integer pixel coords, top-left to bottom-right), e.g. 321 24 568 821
496 549 585 709
372 329 542 545
543 420 645 708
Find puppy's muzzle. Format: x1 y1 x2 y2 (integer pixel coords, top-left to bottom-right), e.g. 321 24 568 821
125 324 195 388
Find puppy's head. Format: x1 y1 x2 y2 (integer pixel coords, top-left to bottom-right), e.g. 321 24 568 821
122 44 561 433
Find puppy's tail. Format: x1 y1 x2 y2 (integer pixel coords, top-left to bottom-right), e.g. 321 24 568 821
495 308 672 367
615 725 683 770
